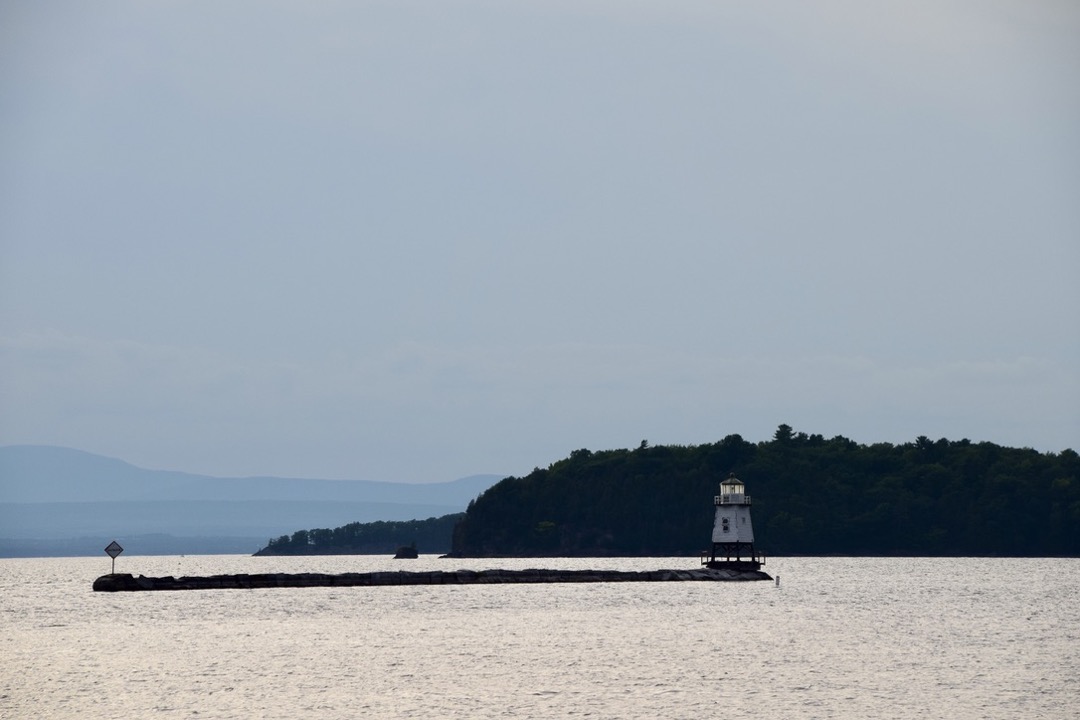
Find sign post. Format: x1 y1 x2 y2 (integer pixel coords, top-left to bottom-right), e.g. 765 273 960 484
104 540 124 574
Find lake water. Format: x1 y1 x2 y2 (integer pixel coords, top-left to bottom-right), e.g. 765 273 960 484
2 555 1077 719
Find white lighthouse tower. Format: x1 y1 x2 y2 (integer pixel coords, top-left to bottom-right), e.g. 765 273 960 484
702 472 762 570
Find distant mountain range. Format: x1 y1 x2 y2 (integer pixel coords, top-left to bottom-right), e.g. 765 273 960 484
0 445 503 557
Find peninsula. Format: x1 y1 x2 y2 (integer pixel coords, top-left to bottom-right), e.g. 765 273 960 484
257 429 1080 559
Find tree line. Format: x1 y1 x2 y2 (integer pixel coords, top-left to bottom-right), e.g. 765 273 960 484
256 427 1079 557
452 427 1079 557
256 514 464 555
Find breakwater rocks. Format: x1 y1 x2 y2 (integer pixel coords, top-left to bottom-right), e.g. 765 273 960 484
93 567 771 592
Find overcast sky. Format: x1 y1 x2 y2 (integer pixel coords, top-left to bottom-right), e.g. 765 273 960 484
2 1 1077 483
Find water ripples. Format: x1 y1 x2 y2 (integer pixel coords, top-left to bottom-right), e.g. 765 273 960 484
2 556 1078 718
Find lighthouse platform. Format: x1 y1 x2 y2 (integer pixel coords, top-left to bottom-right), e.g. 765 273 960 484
701 557 764 572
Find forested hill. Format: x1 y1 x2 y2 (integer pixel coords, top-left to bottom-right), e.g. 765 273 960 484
256 514 465 556
450 427 1080 557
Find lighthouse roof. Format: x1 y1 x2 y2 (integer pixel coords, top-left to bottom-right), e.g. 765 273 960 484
721 472 744 487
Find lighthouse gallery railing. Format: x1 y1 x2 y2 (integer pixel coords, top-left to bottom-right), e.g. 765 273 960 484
715 494 752 505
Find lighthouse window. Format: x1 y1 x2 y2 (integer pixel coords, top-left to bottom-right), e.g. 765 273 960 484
722 518 730 533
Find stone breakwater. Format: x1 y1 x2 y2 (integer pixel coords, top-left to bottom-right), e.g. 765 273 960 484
93 567 771 592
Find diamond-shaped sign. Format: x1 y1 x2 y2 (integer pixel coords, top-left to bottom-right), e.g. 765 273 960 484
104 541 124 558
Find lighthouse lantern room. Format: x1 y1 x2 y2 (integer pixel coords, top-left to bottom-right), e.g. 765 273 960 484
702 472 763 570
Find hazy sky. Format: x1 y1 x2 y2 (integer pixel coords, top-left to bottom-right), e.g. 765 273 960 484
2 1 1077 483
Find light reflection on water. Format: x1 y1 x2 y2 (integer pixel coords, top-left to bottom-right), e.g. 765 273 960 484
2 556 1078 719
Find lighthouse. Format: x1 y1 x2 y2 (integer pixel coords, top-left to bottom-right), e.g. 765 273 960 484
702 472 762 570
